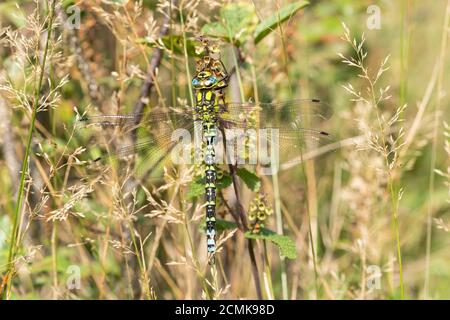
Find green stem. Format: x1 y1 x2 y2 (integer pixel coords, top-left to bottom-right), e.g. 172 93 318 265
399 0 405 105
424 0 450 299
271 145 288 299
350 29 405 298
372 91 404 300
370 69 405 300
301 155 320 297
262 241 275 299
127 220 151 299
182 207 212 299
224 18 245 102
3 0 56 300
177 185 212 299
389 180 404 299
51 222 58 297
249 51 278 300
276 1 293 96
179 1 194 107
169 0 177 108
276 3 319 297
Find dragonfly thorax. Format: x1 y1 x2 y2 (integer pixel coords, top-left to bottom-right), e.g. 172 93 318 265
194 89 219 123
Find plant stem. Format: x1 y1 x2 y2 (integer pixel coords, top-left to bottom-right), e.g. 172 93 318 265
51 221 58 298
2 0 56 300
399 0 410 107
220 29 262 298
262 241 275 299
373 81 405 300
228 163 263 299
229 46 245 103
371 85 405 299
127 219 152 299
169 0 177 109
276 0 293 96
132 2 172 136
424 0 450 299
271 145 288 299
250 55 280 300
389 180 404 299
300 156 320 297
223 15 245 103
179 1 194 107
350 33 405 299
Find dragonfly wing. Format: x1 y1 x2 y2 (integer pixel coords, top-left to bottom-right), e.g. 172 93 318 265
220 122 336 171
215 98 335 170
79 108 196 134
82 111 199 179
268 127 335 157
219 99 333 128
91 130 200 179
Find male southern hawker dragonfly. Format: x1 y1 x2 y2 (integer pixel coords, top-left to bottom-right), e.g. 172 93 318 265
80 48 334 264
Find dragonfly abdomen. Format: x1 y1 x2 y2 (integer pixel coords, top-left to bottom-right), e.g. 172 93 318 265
203 122 218 262
196 87 219 263
205 164 217 254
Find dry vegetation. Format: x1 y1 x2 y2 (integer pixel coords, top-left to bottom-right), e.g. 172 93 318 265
0 0 449 300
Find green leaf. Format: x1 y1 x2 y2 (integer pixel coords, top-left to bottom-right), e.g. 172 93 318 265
215 219 239 231
187 173 232 199
62 0 76 8
187 178 204 199
160 35 199 57
217 173 232 190
206 218 297 260
139 35 199 57
201 2 257 45
201 22 228 39
200 219 238 233
253 1 309 44
237 168 261 192
245 229 297 259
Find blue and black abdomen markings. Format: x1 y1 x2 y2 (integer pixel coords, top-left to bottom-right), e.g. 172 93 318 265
195 90 218 256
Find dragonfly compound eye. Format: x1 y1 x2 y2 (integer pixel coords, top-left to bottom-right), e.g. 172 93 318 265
192 78 200 86
208 76 217 84
203 76 217 87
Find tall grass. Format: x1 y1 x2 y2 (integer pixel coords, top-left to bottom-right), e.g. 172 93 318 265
2 0 56 299
339 23 406 298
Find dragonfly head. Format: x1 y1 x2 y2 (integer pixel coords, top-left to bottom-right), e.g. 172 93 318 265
192 71 220 90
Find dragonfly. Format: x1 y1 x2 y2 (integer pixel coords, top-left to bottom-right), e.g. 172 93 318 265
80 45 334 264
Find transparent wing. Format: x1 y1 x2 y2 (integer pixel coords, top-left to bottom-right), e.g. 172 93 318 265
218 98 333 128
79 99 331 130
89 131 201 179
79 98 335 176
80 110 199 179
264 127 335 160
219 125 335 171
79 107 197 134
216 99 335 170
